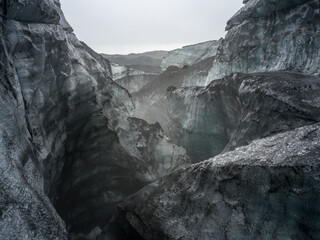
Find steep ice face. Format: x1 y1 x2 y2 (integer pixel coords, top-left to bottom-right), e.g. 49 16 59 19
131 1 320 149
206 0 320 82
228 0 310 30
5 0 60 23
0 43 68 240
112 123 320 240
157 0 320 87
0 0 190 238
132 0 320 163
160 40 222 72
132 57 214 127
134 71 320 163
110 63 158 94
165 72 320 162
111 63 146 81
111 82 135 116
102 51 167 74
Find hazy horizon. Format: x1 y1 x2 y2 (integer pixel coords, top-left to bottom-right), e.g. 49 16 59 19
60 0 244 55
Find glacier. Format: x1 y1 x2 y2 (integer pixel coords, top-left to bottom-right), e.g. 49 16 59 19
110 1 320 238
114 123 320 240
0 0 320 239
0 0 190 239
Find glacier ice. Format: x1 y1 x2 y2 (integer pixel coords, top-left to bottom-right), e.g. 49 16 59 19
0 1 190 238
113 123 320 240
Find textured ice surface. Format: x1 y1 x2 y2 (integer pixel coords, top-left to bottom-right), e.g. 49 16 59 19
103 51 167 74
165 72 320 162
206 0 320 82
0 0 190 238
133 57 214 126
114 123 320 240
157 0 320 86
111 63 158 94
102 1 320 239
132 0 320 163
160 40 222 72
111 63 146 81
1 0 320 239
228 0 310 30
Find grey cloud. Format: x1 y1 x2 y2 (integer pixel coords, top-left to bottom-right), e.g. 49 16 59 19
60 0 244 54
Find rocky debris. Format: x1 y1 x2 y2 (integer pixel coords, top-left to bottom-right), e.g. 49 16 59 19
0 0 190 238
165 72 320 162
116 123 320 240
160 40 222 72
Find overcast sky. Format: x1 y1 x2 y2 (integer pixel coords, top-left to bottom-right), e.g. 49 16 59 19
60 0 244 54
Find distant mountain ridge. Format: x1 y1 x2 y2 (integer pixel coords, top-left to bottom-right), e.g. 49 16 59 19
102 50 168 74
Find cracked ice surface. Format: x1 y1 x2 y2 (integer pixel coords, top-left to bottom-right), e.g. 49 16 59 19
115 123 320 240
